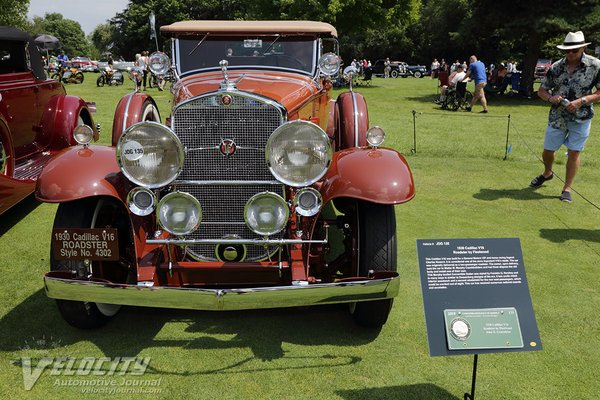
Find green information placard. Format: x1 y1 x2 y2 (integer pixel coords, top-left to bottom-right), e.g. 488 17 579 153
444 308 524 350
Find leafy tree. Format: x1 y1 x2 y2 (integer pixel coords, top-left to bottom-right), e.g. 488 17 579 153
1 0 30 29
90 23 115 58
465 0 600 94
25 13 91 57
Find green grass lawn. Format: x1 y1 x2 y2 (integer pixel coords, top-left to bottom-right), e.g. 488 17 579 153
1 74 599 399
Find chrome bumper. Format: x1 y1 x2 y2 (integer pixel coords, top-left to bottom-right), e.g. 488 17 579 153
44 272 400 311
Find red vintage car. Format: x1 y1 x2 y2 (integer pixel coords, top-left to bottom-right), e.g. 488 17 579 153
0 26 97 215
38 21 415 330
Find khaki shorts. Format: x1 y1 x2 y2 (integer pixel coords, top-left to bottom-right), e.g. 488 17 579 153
474 82 486 97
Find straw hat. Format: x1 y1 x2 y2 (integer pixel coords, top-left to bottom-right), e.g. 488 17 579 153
556 31 591 50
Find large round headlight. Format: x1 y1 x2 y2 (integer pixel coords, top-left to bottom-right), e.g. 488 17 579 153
318 53 341 76
244 192 289 236
148 52 170 76
117 121 184 188
157 192 202 235
266 120 332 187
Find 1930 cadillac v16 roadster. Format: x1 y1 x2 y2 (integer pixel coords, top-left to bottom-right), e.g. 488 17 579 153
37 21 415 329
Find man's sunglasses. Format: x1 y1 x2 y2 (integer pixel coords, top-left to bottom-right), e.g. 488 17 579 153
564 48 582 54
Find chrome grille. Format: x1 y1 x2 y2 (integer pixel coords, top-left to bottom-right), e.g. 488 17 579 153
174 183 284 261
171 93 285 261
173 94 283 181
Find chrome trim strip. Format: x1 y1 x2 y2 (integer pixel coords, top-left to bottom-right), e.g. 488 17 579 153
174 180 282 186
146 237 327 245
44 273 400 311
351 92 359 147
172 88 287 120
121 92 135 135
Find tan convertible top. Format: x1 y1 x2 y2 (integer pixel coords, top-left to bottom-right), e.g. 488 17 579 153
161 20 337 38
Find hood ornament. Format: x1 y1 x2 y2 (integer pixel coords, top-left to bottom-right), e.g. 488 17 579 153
219 60 237 90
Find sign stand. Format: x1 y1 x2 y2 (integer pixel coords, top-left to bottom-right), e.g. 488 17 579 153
464 354 478 400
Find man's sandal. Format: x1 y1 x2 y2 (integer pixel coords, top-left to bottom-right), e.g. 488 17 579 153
530 173 553 188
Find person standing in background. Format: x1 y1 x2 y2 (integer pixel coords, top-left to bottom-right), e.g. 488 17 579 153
529 31 600 202
463 55 488 113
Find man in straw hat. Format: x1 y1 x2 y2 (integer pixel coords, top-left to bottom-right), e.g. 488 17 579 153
530 31 600 202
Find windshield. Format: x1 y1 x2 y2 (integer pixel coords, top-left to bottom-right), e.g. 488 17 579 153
175 36 317 76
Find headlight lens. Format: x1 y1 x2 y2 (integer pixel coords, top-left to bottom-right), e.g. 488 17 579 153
244 192 289 236
73 124 94 145
366 126 385 147
266 120 332 187
318 53 341 76
117 121 184 188
148 51 170 76
157 192 202 235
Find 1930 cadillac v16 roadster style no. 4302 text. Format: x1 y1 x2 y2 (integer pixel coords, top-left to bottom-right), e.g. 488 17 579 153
37 21 415 329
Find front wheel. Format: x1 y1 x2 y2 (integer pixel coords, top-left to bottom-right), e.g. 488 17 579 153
96 75 105 87
75 72 84 84
50 197 135 329
390 70 399 79
413 71 423 78
350 201 397 328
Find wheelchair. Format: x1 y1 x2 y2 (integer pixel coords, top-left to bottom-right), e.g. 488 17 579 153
441 81 473 111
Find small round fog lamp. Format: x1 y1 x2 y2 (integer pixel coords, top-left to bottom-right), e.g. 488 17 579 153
244 192 289 236
73 125 94 145
127 187 156 216
366 126 385 147
157 192 202 235
294 188 322 217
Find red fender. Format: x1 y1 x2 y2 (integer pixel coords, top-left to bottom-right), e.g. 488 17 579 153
38 95 98 150
336 92 369 149
112 92 161 146
320 147 415 205
36 145 129 203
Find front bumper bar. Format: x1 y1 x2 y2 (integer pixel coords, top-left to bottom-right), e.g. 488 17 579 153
44 271 399 311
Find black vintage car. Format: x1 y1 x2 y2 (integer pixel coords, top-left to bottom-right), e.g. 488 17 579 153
372 59 428 78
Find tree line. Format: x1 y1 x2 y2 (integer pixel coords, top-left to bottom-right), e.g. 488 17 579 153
4 0 600 94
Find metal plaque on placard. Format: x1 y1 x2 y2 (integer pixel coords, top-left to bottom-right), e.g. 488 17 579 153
444 308 524 350
52 228 119 261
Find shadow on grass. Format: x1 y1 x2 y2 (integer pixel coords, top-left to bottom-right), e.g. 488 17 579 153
0 194 41 236
1 289 378 372
337 384 460 400
539 228 600 243
473 187 558 201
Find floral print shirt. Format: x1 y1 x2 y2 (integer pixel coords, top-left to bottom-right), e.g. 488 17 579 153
541 53 600 130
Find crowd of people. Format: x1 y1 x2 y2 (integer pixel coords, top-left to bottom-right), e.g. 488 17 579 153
430 30 600 203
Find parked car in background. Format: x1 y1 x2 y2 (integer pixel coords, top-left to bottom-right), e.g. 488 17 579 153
97 56 135 71
534 58 552 81
39 20 415 330
398 62 428 78
372 59 428 78
71 56 98 72
0 26 98 215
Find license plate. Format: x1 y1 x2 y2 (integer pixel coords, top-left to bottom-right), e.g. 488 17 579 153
52 228 119 261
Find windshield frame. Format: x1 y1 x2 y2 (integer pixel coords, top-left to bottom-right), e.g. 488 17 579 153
173 34 319 78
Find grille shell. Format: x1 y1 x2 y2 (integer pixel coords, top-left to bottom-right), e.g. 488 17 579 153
171 92 286 261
